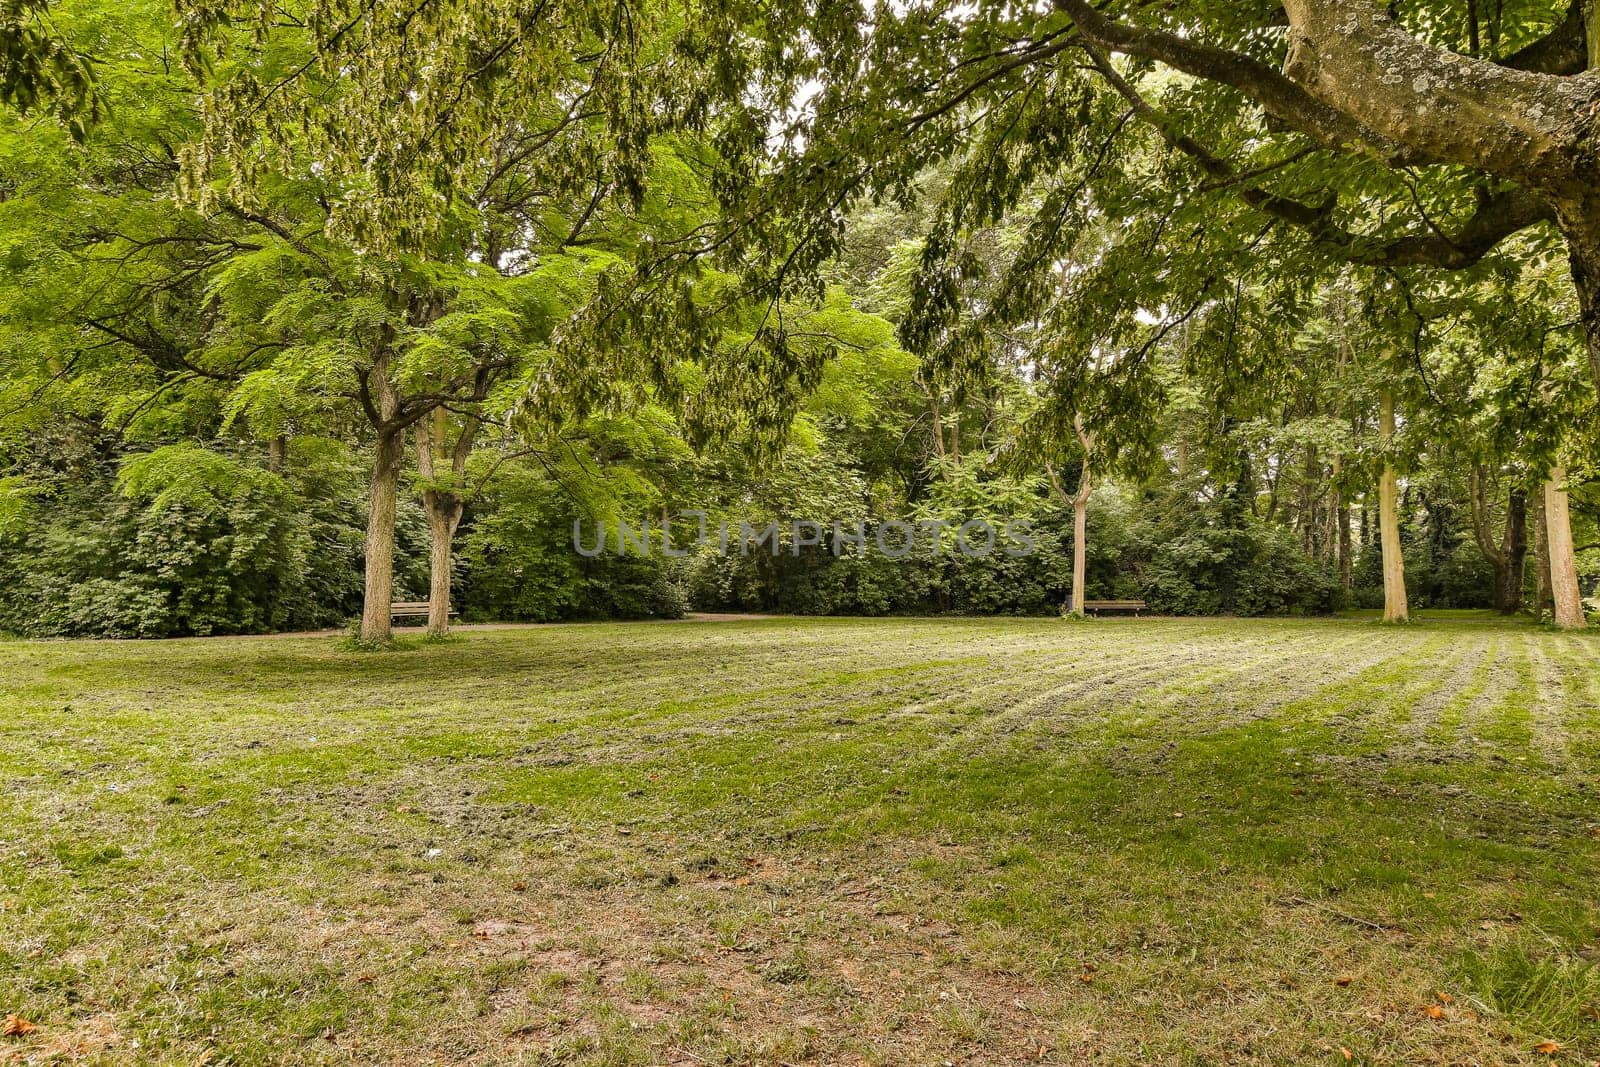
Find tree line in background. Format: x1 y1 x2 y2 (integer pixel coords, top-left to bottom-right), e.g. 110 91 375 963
0 0 1597 639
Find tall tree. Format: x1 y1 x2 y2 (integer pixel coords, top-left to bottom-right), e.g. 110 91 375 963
1376 389 1410 623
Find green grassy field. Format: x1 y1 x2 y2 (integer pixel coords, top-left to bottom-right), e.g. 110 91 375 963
2 614 1598 1065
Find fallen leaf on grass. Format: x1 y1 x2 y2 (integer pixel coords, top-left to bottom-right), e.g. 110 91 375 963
1532 1041 1561 1055
1334 976 1353 987
1 1015 35 1037
1338 1049 1352 1062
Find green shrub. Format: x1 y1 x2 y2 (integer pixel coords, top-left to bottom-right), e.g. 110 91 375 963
0 440 419 637
456 467 685 622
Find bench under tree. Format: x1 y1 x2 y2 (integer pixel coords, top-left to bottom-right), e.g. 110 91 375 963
389 601 459 622
1081 600 1147 616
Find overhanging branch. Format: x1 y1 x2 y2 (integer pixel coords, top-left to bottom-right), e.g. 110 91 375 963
1080 41 1554 270
1053 0 1423 165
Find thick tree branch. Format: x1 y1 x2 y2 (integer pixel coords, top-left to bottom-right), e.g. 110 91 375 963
1081 42 1555 269
1053 0 1422 164
1059 0 1600 196
1278 0 1596 192
1343 186 1554 267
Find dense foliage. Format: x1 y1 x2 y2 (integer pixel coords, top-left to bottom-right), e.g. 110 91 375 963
1 0 1598 637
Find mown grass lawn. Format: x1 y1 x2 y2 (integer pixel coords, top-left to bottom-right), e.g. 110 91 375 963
1 613 1598 1065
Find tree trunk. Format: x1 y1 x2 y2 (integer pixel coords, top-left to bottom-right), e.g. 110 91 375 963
268 434 288 475
415 408 481 638
1501 488 1528 615
1046 459 1092 617
1323 455 1341 566
1377 391 1409 623
1071 476 1090 616
1532 489 1553 623
1544 468 1587 629
1337 492 1352 593
1298 444 1318 554
1469 465 1511 612
1071 416 1094 616
1487 554 1511 614
422 491 464 637
360 429 405 643
1548 0 1600 390
1556 195 1600 397
1046 415 1096 617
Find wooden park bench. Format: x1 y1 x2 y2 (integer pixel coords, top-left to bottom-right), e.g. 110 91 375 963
1082 599 1147 616
390 601 457 622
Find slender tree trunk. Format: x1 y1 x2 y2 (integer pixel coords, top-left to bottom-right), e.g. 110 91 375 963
1263 450 1282 522
1377 391 1409 623
360 429 405 643
1324 455 1342 567
415 408 481 638
1487 553 1511 613
1501 488 1528 615
1532 489 1553 623
422 492 463 637
1046 458 1091 616
1469 465 1509 612
1071 417 1094 616
1046 415 1096 617
1298 444 1318 554
1336 477 1352 594
1071 473 1090 616
1544 468 1587 629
